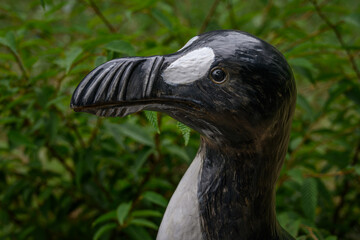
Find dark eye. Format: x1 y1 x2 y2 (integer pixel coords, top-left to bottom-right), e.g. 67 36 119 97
210 67 228 84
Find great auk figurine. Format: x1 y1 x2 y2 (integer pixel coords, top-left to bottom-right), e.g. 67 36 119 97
71 30 296 240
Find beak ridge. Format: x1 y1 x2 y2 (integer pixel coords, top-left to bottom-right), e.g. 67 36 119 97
70 56 164 117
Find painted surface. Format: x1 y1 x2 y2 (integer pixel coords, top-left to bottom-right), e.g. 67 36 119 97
177 36 199 52
162 47 215 85
71 30 297 240
157 150 203 240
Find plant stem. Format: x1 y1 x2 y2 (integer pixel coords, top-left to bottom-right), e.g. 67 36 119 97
81 0 116 33
332 143 360 231
199 0 221 34
47 143 75 178
8 46 29 80
87 118 103 147
309 0 360 81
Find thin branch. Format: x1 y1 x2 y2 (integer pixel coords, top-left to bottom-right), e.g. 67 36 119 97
284 0 330 27
304 169 354 179
332 142 360 228
255 0 273 35
302 125 359 158
278 124 359 187
286 113 326 169
87 118 103 147
94 176 113 202
64 119 86 149
55 52 92 91
123 113 164 227
309 0 360 81
288 49 351 59
7 46 29 80
302 224 319 240
80 0 116 33
199 0 222 34
226 0 237 29
47 143 75 178
281 27 331 52
278 169 356 187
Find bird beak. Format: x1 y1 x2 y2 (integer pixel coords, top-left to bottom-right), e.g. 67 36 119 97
70 54 203 118
71 56 162 117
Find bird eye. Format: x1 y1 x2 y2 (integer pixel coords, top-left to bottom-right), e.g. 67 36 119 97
210 67 228 84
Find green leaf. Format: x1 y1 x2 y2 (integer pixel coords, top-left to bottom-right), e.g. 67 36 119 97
131 210 162 218
64 47 83 74
92 211 116 227
129 218 158 230
289 58 314 70
325 79 352 109
0 117 19 125
151 8 173 30
354 165 360 176
117 123 154 146
133 148 154 174
177 121 191 146
93 223 117 240
165 145 190 163
301 178 318 221
6 32 17 53
8 130 35 149
116 202 132 225
129 0 157 12
344 13 360 27
143 191 168 207
289 58 316 83
297 94 315 121
45 95 68 109
316 179 333 208
325 236 338 240
345 85 360 106
124 226 152 240
104 121 126 148
105 40 135 56
278 212 301 238
144 111 160 133
40 0 46 10
287 168 303 185
0 31 17 53
94 56 107 67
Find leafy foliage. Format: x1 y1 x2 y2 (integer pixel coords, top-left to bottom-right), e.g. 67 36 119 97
0 0 359 239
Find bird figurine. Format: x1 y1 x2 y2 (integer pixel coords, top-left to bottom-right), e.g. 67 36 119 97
71 30 296 240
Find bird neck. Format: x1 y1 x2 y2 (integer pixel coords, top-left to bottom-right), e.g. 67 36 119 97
198 137 288 240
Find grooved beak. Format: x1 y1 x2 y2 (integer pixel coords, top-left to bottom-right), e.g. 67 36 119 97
70 56 164 117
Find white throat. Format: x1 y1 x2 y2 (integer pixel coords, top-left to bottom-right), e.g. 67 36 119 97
156 151 203 240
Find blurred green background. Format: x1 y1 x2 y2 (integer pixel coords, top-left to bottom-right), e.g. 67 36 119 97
1 0 360 239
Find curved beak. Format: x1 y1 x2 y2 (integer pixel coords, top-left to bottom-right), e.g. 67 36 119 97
70 52 212 137
70 51 247 144
70 55 167 117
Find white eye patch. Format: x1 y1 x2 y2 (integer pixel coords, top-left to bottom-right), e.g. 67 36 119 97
162 47 215 85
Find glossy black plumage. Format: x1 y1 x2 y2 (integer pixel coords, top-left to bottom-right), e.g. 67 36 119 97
71 30 296 240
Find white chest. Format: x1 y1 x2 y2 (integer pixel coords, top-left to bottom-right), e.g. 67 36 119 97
156 153 203 240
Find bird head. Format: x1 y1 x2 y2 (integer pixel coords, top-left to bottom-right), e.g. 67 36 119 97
71 30 296 148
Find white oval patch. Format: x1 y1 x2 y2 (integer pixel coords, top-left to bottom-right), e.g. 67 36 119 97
162 47 215 85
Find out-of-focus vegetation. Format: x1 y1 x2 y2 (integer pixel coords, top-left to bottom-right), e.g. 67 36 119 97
0 0 359 239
